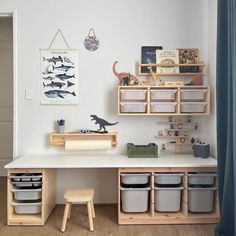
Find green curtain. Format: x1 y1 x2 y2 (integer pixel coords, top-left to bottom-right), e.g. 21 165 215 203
216 0 236 235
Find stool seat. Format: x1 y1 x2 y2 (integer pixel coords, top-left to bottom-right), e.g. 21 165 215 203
61 188 95 232
64 188 94 202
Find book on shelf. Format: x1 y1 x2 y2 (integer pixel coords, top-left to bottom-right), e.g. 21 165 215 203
178 48 200 73
156 49 179 73
141 46 162 73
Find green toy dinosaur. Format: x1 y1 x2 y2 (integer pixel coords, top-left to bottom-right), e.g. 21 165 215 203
90 115 118 133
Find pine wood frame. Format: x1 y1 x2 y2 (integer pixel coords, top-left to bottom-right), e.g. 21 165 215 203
49 132 118 148
118 167 219 225
7 168 56 225
118 86 210 116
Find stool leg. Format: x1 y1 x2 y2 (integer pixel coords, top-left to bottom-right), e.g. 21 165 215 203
87 201 94 231
91 200 95 218
68 203 72 219
61 202 70 232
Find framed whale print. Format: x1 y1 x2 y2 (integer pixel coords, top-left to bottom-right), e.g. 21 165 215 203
40 49 79 105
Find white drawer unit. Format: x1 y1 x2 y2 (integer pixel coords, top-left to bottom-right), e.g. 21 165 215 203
150 102 176 113
150 89 177 101
120 102 147 113
180 89 207 101
120 89 147 101
180 102 206 113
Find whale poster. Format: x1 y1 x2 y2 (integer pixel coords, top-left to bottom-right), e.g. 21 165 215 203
40 49 79 105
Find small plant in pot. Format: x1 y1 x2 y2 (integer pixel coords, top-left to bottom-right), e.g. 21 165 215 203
57 119 65 133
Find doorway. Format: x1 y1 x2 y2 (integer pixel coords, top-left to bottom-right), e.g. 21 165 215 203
0 14 13 176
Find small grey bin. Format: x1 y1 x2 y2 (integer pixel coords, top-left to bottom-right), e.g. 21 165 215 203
188 187 217 212
188 173 217 186
154 173 184 185
11 188 42 201
121 173 150 185
121 187 151 212
154 186 184 212
12 202 42 214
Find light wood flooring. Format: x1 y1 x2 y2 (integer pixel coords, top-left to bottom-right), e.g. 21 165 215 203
0 177 216 236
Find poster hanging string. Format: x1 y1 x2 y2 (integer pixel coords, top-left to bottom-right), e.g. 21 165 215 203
48 29 70 49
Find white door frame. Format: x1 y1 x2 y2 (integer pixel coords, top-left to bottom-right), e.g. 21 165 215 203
0 9 17 159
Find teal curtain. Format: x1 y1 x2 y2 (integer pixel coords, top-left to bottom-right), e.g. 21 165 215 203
216 0 236 235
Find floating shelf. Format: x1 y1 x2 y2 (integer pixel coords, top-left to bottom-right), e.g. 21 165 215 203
49 132 118 148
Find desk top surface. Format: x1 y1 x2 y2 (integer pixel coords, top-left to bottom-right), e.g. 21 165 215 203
5 154 217 169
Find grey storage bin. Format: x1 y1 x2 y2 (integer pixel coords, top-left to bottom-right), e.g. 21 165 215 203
154 186 184 212
188 173 217 186
121 187 151 212
12 202 42 214
180 102 206 113
154 173 184 186
188 187 217 212
193 144 210 158
180 89 207 101
120 102 147 113
150 102 176 113
11 188 42 201
121 173 150 185
120 90 147 101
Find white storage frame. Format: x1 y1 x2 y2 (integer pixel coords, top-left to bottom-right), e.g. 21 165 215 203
118 167 219 225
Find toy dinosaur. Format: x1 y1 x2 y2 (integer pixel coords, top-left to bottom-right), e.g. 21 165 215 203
90 115 118 132
148 66 162 85
112 61 139 85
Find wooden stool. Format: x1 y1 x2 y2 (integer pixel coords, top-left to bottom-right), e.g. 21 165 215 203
61 188 95 232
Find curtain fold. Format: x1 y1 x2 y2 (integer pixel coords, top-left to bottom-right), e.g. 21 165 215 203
216 0 236 235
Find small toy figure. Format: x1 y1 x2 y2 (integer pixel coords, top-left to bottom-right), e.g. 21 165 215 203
174 131 179 136
186 116 192 123
170 124 175 129
196 137 200 144
177 123 182 129
123 73 130 86
161 144 166 151
158 130 163 136
167 131 172 136
180 137 185 144
90 115 118 133
194 122 199 130
168 116 173 122
191 137 195 144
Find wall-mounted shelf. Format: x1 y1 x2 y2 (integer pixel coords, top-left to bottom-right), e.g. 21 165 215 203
118 86 210 116
49 132 118 148
138 63 206 76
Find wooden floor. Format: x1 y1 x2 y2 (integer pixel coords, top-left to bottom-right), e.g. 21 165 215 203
0 177 216 236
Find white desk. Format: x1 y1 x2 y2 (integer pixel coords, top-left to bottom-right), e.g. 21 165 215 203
5 154 218 226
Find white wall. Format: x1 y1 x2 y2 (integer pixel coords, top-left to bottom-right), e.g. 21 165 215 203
0 0 217 203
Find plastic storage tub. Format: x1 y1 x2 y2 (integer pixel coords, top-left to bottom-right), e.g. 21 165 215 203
154 186 184 212
120 173 150 187
121 187 151 212
188 187 217 212
150 102 176 113
11 189 42 201
154 173 184 186
12 202 42 214
180 102 205 113
127 143 158 158
180 89 207 101
188 173 217 186
120 102 147 113
150 89 177 101
120 90 147 101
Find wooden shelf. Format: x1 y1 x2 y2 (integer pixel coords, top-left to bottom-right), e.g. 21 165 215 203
49 132 118 148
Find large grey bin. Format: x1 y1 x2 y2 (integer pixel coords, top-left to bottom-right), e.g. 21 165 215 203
154 186 184 212
188 173 217 186
121 187 151 212
188 187 217 212
154 173 184 186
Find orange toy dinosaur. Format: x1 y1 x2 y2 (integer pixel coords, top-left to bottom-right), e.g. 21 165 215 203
112 61 139 85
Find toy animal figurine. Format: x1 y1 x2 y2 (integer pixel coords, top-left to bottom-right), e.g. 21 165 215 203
148 66 162 85
112 61 139 85
90 115 118 132
123 73 130 86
